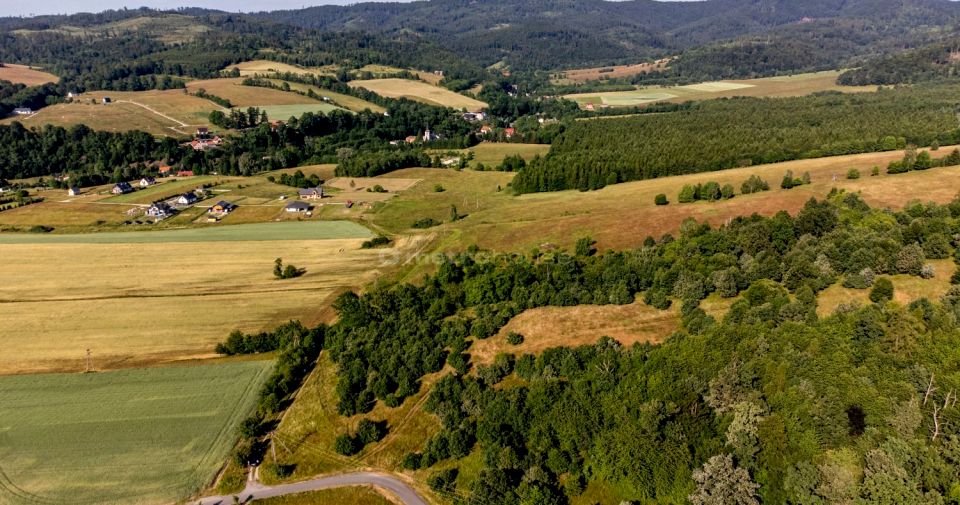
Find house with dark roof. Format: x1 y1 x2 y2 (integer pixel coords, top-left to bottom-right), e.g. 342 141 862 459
111 182 134 195
298 187 324 200
176 192 199 205
284 201 312 213
208 200 237 215
139 177 156 188
68 186 81 196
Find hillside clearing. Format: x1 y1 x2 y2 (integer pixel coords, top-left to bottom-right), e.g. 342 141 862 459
349 78 487 111
470 301 678 365
433 142 550 169
0 63 58 85
267 79 386 113
2 89 217 135
228 60 338 78
258 103 347 119
0 360 271 505
817 259 956 316
554 59 671 84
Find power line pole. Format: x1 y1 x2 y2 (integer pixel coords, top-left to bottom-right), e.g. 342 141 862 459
85 348 92 373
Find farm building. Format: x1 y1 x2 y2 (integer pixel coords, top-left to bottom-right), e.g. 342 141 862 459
111 182 134 195
405 135 418 144
177 170 195 177
67 186 81 196
284 201 311 213
479 125 493 135
176 192 199 205
207 201 237 215
146 202 173 219
504 127 516 138
139 177 157 188
102 97 111 104
159 165 173 176
13 107 33 115
196 127 209 137
298 187 324 200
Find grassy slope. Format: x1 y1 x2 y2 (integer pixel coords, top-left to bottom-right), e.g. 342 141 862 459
256 487 394 505
0 64 58 85
348 79 486 111
186 78 322 107
0 360 272 505
267 79 386 113
368 146 960 253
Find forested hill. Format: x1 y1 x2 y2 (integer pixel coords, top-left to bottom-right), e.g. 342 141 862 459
839 37 960 85
255 0 960 70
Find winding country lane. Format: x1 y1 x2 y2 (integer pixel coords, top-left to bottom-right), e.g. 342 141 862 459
196 470 429 505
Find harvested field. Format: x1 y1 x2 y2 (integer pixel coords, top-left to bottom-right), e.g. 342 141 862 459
0 222 385 374
186 78 321 107
259 103 345 119
435 142 551 169
0 63 58 85
0 360 272 505
470 301 678 365
266 79 385 113
565 71 875 109
349 78 487 111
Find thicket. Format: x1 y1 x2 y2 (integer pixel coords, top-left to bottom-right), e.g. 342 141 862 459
513 85 960 193
678 181 735 203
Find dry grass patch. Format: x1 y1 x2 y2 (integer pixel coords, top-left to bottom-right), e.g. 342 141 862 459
556 59 671 84
256 487 395 505
470 301 678 365
228 60 338 78
267 80 385 113
349 78 487 111
817 259 956 316
0 63 58 85
436 142 550 169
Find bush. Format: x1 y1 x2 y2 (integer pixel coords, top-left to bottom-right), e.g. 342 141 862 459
428 468 459 493
27 225 53 233
869 278 894 303
920 264 936 279
361 236 392 249
402 452 423 470
896 244 926 276
678 184 696 203
741 175 769 194
433 184 445 192
701 181 722 201
367 184 387 193
506 332 524 345
412 218 441 229
871 166 880 176
356 418 387 445
846 168 860 180
721 184 735 199
273 258 306 279
334 434 360 456
654 193 668 205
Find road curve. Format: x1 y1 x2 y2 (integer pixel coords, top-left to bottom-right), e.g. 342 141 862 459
196 471 429 505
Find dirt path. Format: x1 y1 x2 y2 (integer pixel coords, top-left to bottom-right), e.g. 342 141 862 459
197 471 428 505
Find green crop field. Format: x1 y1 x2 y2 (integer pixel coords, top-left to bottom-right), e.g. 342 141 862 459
0 360 272 505
0 220 372 244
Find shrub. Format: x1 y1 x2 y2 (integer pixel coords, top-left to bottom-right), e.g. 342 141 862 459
433 184 445 192
355 418 387 445
701 181 722 201
334 434 360 456
869 278 894 303
361 236 392 249
273 258 306 279
575 236 597 256
920 264 936 279
721 184 735 199
678 184 697 203
741 175 769 194
644 289 672 310
654 193 668 205
922 233 951 259
427 468 458 493
846 168 860 180
402 452 423 470
871 166 880 176
896 244 926 276
412 218 441 229
367 184 387 193
506 332 524 345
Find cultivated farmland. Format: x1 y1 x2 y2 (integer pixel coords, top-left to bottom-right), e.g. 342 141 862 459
266 79 385 113
0 63 58 85
0 221 392 374
565 71 875 108
0 360 272 505
228 60 338 78
349 78 487 111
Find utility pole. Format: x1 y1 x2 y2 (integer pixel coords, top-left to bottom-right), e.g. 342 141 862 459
85 348 92 373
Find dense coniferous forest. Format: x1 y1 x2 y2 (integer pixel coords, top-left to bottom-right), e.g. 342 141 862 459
238 193 960 503
512 85 960 193
839 37 960 85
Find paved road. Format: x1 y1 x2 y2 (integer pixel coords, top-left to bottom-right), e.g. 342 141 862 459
196 471 428 505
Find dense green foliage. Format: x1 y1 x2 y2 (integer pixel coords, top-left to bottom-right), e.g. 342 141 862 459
839 37 960 85
312 192 960 503
513 86 960 193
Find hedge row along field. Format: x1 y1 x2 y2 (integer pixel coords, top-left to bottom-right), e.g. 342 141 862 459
513 84 960 193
